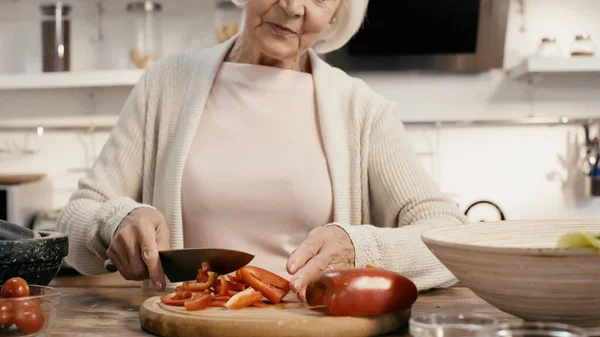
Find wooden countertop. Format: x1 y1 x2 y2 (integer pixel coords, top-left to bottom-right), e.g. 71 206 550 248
45 273 523 337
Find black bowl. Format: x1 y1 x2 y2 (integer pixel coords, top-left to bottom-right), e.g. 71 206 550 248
0 231 69 286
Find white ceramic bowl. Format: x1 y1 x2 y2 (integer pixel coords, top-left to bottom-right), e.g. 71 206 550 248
421 219 600 327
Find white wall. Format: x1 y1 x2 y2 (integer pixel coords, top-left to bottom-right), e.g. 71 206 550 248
1 0 600 221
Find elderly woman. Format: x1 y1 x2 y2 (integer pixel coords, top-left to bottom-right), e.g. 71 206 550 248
57 0 467 300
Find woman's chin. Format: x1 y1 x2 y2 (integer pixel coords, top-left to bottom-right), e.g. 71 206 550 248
255 36 301 61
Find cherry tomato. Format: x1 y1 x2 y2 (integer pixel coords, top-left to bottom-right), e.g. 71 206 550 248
1 277 30 298
0 301 15 328
13 299 41 313
306 268 418 317
15 310 45 334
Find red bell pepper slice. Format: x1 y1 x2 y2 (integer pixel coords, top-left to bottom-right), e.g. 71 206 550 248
237 266 290 304
226 281 246 291
225 288 263 310
210 300 228 307
184 293 211 311
252 301 268 308
161 292 200 306
196 262 212 283
183 272 217 291
216 276 228 297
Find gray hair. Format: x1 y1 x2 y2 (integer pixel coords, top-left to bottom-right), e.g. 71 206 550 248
230 0 368 54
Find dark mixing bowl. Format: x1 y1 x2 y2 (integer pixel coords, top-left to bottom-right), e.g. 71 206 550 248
0 231 68 286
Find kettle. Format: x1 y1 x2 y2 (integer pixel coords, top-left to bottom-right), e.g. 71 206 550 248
464 200 506 222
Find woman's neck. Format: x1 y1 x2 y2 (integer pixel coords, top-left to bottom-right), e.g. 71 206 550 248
225 33 311 73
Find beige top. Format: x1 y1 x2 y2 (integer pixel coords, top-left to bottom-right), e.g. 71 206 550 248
58 37 467 291
181 62 333 278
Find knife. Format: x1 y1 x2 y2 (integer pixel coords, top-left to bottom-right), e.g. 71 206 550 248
104 248 254 282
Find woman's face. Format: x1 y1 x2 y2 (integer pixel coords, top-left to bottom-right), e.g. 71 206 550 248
243 0 341 60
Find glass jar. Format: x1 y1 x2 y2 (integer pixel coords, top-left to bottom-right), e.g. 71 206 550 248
216 0 243 44
535 37 563 58
40 2 72 72
127 1 162 69
570 33 596 57
495 322 589 337
409 313 499 337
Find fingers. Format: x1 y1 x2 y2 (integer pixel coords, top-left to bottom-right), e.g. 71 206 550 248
139 223 167 291
110 225 148 281
287 229 324 275
106 208 170 290
290 251 334 301
107 244 131 279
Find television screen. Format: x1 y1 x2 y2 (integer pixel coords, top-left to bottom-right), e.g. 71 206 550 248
347 0 481 56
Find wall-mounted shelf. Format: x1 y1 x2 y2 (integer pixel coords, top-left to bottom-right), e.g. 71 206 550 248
0 69 144 90
1 116 598 133
508 56 600 80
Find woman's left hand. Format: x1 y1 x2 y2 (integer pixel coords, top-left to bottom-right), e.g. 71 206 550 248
286 225 355 301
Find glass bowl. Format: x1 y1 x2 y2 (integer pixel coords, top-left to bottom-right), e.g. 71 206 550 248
410 313 500 337
495 322 589 337
0 285 60 337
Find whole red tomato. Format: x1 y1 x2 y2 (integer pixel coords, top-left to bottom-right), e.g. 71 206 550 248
14 299 41 313
15 310 45 334
0 301 15 328
1 277 30 298
306 268 418 317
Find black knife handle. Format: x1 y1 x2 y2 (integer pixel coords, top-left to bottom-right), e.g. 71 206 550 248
104 260 118 273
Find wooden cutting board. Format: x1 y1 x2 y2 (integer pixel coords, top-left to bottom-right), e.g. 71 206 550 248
139 296 411 337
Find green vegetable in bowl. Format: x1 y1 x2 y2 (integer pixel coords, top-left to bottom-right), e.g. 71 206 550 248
556 232 600 253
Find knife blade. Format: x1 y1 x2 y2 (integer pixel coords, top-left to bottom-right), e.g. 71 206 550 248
159 248 254 282
103 248 254 282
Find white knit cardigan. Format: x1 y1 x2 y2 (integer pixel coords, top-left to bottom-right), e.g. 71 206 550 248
57 37 467 291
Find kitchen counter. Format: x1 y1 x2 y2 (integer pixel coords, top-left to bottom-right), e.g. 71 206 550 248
46 274 522 337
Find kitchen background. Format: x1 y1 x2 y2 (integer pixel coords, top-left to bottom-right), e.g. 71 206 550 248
0 0 599 229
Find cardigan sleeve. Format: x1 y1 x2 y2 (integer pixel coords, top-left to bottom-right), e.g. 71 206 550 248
331 104 468 291
56 69 157 276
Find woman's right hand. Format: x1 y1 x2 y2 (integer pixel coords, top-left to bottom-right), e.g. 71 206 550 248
107 207 171 291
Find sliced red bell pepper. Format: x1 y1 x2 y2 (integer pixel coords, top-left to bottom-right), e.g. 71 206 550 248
226 281 246 291
219 276 229 297
183 272 217 291
196 262 212 283
252 301 268 308
226 274 241 283
210 300 228 307
161 292 202 306
214 296 230 301
225 287 263 310
237 266 290 304
173 291 193 300
184 293 211 311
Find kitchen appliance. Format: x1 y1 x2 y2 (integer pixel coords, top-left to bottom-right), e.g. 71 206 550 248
0 177 53 228
324 0 510 73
